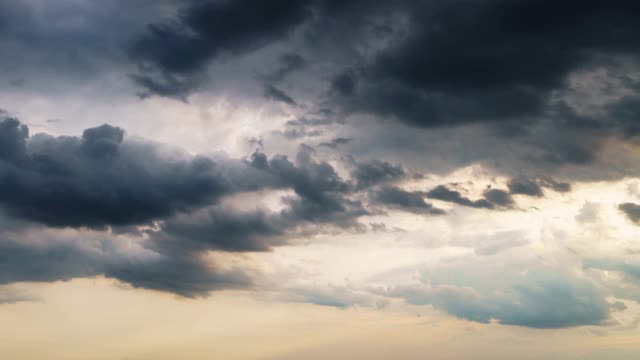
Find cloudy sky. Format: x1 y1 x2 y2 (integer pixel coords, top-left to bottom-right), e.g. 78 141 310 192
1 0 640 359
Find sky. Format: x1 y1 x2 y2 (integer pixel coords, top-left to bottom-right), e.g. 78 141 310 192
1 0 640 359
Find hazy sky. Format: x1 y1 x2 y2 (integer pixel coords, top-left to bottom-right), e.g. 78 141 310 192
1 1 640 359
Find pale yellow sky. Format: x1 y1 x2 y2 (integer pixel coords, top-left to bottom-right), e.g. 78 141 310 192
1 278 639 360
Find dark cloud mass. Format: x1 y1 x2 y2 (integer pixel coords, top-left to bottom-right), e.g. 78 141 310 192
0 115 373 296
482 189 514 208
0 114 370 234
0 117 240 228
351 160 406 190
350 0 640 127
507 177 572 197
426 185 494 209
370 186 444 215
619 203 640 224
264 84 297 106
129 0 316 96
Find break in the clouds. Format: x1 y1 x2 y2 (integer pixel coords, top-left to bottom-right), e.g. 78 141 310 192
3 1 640 347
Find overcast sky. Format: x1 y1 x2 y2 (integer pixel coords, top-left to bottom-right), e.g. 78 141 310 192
1 1 640 359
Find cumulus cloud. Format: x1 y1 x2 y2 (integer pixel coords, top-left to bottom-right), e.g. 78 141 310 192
0 115 377 297
351 160 406 190
0 116 262 228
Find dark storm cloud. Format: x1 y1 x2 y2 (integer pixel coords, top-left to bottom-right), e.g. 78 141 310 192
251 147 368 228
508 178 545 197
619 203 640 224
351 160 406 190
342 0 640 128
508 177 572 197
0 125 380 297
267 53 308 82
370 186 444 215
129 0 316 96
425 185 519 210
0 116 29 161
0 0 173 91
331 69 358 96
0 118 381 297
150 208 286 253
0 114 374 233
105 253 254 298
0 232 253 298
0 238 103 284
538 178 572 193
0 117 251 228
426 185 494 209
482 189 514 208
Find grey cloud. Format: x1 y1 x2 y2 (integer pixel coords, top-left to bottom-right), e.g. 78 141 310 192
343 0 640 128
379 265 609 328
0 116 382 299
285 284 385 309
149 207 286 253
576 202 602 224
0 238 102 285
264 84 297 106
619 203 640 224
331 69 357 96
0 0 171 92
585 259 640 282
508 178 544 197
370 186 444 215
267 53 308 82
584 258 640 302
128 0 316 97
319 137 353 149
426 185 494 209
351 160 406 190
105 253 254 298
0 233 253 298
482 189 514 208
250 148 370 228
0 116 248 228
508 177 572 197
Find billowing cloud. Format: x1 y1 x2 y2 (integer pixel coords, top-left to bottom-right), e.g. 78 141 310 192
0 116 264 228
0 115 378 297
129 0 317 97
351 160 406 190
